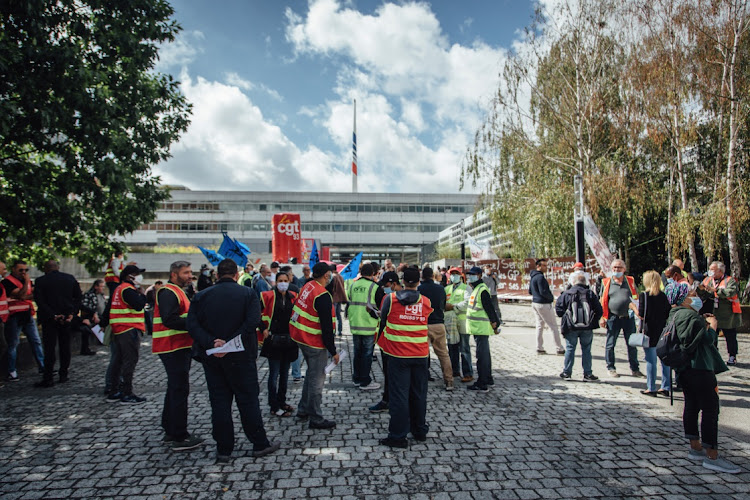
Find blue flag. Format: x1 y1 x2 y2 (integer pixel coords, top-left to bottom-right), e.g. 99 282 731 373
309 240 319 270
197 246 224 267
219 232 247 267
339 252 363 280
233 238 252 256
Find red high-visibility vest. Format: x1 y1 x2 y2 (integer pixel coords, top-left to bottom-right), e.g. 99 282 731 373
702 275 742 314
290 281 335 350
377 293 433 358
5 275 35 316
109 282 145 334
152 283 192 354
259 290 297 346
600 276 637 320
104 258 123 283
0 285 9 323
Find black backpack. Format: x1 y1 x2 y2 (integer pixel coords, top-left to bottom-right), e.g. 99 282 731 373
565 289 596 329
655 319 691 370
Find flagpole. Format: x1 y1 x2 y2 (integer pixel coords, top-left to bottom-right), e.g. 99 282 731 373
352 99 358 193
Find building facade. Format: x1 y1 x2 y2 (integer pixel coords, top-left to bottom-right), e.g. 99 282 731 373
126 188 479 263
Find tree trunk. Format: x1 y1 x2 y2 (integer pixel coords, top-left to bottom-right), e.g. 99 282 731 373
726 9 744 280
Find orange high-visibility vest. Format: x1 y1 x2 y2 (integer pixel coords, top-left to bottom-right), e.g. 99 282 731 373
104 258 123 283
0 285 9 323
377 293 433 358
5 275 35 317
600 276 637 320
152 283 192 354
109 282 145 334
290 281 335 350
702 275 742 314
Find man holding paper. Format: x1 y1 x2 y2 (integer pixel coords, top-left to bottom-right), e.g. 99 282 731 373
187 259 279 463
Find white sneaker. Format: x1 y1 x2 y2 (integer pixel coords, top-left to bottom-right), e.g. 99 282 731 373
703 456 741 474
359 382 381 391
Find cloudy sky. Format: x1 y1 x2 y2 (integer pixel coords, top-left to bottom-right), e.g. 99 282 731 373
154 0 537 193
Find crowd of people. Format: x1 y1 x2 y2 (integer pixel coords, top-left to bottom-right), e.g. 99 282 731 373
0 253 742 473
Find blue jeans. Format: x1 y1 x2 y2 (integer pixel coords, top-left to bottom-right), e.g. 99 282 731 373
352 334 375 385
644 347 671 392
458 333 473 377
297 345 329 424
474 335 492 387
5 314 44 373
386 355 428 440
267 359 291 412
562 330 594 376
604 316 639 372
290 350 303 379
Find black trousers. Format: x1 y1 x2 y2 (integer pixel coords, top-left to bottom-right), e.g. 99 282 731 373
202 355 270 455
387 355 428 440
159 348 192 440
110 329 141 395
720 328 738 357
681 368 719 449
41 320 71 382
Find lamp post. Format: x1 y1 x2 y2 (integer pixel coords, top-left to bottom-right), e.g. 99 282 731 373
574 174 585 264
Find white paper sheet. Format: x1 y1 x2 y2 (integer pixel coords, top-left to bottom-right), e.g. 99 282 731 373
206 335 245 356
91 325 104 344
325 349 347 374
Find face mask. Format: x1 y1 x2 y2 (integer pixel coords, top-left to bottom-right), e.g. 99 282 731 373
133 275 143 286
384 287 392 294
484 270 490 276
707 270 715 278
271 272 277 282
326 273 333 285
689 297 702 312
467 275 479 284
277 282 289 292
202 270 210 276
612 271 624 278
450 274 461 284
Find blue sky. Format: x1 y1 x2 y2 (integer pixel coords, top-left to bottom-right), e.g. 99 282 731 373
154 0 538 193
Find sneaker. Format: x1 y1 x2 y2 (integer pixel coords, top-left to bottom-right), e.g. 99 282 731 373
8 371 19 382
727 356 736 366
583 374 599 382
556 349 565 356
252 441 281 458
359 382 381 391
309 419 336 430
120 394 146 404
688 448 707 461
369 400 389 413
608 370 619 378
445 384 454 391
293 377 303 384
216 454 232 464
467 384 489 393
460 376 474 383
162 434 177 443
171 435 204 451
106 392 123 402
379 437 408 448
536 349 547 355
702 456 741 474
631 370 646 378
559 372 571 380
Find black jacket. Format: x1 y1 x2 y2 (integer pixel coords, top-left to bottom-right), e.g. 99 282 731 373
417 279 446 324
156 282 188 332
637 291 672 347
33 271 82 323
187 277 260 361
529 270 554 304
555 284 603 333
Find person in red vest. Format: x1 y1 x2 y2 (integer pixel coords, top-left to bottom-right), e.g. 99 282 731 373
290 262 340 430
376 267 433 448
2 260 45 381
153 260 203 451
0 262 9 385
104 251 125 297
700 261 743 366
106 264 147 403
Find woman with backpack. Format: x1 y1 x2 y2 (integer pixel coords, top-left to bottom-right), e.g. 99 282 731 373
637 271 672 397
664 282 740 474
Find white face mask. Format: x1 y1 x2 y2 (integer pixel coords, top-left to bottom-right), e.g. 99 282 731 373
707 270 715 278
270 272 277 282
277 282 289 292
133 275 143 286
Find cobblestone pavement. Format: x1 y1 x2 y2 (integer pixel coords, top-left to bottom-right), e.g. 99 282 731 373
0 304 749 499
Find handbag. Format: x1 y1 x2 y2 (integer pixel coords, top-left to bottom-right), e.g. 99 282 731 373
270 333 294 349
628 292 649 348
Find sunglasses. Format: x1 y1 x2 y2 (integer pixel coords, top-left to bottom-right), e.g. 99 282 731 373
18 268 29 272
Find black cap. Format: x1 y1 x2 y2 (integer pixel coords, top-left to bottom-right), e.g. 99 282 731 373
379 271 399 286
466 266 482 275
403 267 420 285
312 262 331 278
120 264 145 281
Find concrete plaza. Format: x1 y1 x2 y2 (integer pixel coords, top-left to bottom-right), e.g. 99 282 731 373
0 304 748 499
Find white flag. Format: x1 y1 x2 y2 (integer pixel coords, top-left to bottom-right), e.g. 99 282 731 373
466 234 498 261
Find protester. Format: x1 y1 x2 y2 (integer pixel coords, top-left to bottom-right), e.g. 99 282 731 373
300 265 312 284
700 261 742 366
153 261 203 452
251 264 273 295
465 266 500 392
269 261 280 286
376 267 433 448
482 265 502 324
664 282 739 474
79 279 106 355
104 251 124 296
144 280 163 336
599 259 644 378
33 261 82 388
106 265 147 403
369 271 401 413
0 262 9 385
566 262 590 289
529 259 564 355
347 263 384 391
187 259 279 463
278 265 300 293
290 262 340 429
197 264 213 291
418 267 454 391
3 260 45 381
555 272 602 381
238 263 254 287
259 272 299 417
637 271 672 397
445 268 472 382
329 264 348 337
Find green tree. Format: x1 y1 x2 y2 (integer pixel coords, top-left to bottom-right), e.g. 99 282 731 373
0 0 191 272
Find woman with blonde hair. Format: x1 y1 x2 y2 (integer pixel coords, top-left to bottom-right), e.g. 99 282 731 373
637 270 673 396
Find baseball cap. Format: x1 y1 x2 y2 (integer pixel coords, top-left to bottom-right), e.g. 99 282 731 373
120 264 145 281
403 267 420 285
466 266 483 275
448 267 463 274
379 271 399 286
573 262 584 269
312 262 331 278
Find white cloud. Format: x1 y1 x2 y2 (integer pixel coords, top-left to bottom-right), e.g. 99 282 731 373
154 30 205 72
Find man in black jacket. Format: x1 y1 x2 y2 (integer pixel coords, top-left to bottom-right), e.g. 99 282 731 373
33 261 82 387
187 259 279 463
529 259 564 355
555 273 603 382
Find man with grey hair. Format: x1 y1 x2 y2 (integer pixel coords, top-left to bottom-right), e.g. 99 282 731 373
598 259 643 378
556 272 603 381
700 261 742 366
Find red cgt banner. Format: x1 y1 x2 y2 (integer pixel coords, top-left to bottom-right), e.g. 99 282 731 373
272 213 302 263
